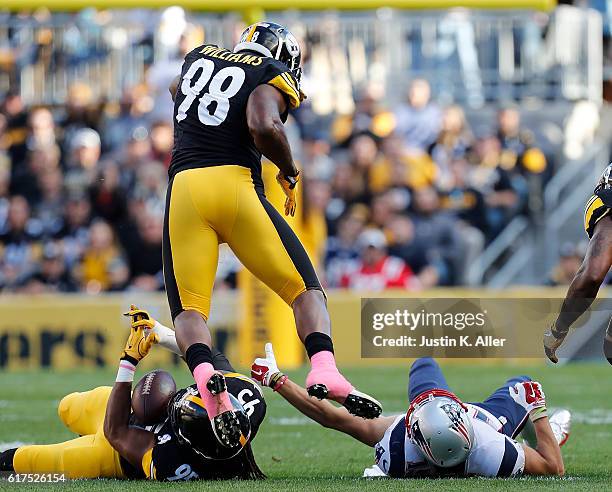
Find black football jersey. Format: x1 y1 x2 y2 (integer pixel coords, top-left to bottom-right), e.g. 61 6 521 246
169 44 301 189
584 188 612 239
141 373 266 481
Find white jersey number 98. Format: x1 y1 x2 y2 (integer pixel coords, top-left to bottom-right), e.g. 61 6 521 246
176 58 245 127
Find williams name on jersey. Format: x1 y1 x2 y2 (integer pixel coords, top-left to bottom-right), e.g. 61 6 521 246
170 44 301 190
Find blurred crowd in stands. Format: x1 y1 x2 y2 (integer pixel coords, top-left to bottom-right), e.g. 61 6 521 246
0 74 553 294
302 79 551 291
0 7 572 293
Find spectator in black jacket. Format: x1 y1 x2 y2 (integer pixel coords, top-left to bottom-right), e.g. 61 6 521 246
409 186 464 285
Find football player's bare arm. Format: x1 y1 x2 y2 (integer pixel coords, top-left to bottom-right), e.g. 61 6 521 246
169 75 180 101
246 84 298 178
104 310 158 470
555 216 612 333
277 379 394 446
545 216 612 362
104 381 156 469
522 418 564 476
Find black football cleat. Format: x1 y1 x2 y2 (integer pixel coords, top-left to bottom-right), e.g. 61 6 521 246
206 373 241 448
0 448 16 472
307 383 329 400
307 384 383 419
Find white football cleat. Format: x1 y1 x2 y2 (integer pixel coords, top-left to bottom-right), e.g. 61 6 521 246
549 408 571 447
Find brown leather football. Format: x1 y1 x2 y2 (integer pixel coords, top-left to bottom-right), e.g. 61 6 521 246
132 369 177 425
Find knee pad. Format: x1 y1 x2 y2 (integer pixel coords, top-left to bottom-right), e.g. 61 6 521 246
58 392 82 429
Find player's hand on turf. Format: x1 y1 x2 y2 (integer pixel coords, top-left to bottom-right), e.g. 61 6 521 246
543 325 566 364
276 171 300 217
251 343 287 390
510 381 547 421
121 305 159 364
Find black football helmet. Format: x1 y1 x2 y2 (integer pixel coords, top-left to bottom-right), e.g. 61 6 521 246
234 22 302 87
169 387 251 460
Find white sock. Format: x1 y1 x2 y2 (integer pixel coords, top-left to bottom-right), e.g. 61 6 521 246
146 321 182 355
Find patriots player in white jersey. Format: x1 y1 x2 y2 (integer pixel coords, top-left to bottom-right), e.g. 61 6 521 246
251 347 570 479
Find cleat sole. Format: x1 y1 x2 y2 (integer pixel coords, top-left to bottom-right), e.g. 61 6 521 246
211 411 241 448
307 384 329 400
307 384 383 419
206 372 228 395
206 373 240 448
343 391 383 419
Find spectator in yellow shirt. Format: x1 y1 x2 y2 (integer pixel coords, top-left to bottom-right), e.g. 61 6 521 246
76 220 128 293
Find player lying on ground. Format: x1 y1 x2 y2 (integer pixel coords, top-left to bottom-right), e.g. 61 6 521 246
544 163 612 364
164 20 381 452
0 307 266 481
252 345 570 478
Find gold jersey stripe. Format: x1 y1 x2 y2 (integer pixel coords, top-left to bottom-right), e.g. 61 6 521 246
584 196 611 237
268 74 300 109
584 195 599 230
280 72 300 98
141 447 154 479
224 372 257 385
584 196 603 231
280 72 298 92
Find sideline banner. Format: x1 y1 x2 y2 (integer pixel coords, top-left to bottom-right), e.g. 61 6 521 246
1 287 585 370
0 292 237 370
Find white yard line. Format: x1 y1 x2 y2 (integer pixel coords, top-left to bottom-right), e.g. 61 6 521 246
269 416 314 426
571 409 612 425
0 442 29 451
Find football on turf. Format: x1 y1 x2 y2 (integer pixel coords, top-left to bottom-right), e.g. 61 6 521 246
132 369 177 425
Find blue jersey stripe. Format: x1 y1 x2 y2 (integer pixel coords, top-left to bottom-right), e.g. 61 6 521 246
497 437 518 477
388 419 407 478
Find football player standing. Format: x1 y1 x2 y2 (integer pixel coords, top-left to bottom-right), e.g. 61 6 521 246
544 164 612 364
163 20 382 452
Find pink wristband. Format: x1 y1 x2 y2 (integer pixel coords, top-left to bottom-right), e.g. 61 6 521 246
116 360 136 382
272 374 288 391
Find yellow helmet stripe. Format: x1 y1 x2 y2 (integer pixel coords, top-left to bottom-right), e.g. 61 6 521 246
246 25 258 42
186 394 206 408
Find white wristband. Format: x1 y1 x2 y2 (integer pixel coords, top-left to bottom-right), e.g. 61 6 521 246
116 360 136 383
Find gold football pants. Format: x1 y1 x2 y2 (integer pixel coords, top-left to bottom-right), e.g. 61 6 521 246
163 165 322 320
13 386 125 479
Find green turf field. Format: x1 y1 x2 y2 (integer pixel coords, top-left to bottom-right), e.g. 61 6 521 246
1 362 611 491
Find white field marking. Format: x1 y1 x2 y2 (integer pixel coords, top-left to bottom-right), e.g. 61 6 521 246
269 417 314 426
0 414 46 422
0 401 11 408
571 409 612 425
0 442 29 452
